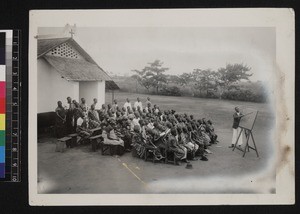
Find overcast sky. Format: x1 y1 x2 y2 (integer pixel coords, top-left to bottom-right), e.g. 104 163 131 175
39 27 275 81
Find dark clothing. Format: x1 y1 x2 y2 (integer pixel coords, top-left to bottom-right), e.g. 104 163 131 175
55 106 66 138
191 131 205 156
66 103 76 134
206 123 218 143
168 135 185 160
152 129 167 150
232 112 242 129
132 132 146 158
122 130 132 150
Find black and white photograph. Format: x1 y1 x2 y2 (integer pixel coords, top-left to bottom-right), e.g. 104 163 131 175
28 9 295 205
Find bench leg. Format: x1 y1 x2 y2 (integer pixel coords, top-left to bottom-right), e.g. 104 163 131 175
56 141 66 152
101 144 104 155
71 137 77 148
91 139 97 152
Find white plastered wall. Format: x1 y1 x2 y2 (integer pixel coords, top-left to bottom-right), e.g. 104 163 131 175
79 80 105 108
37 58 79 113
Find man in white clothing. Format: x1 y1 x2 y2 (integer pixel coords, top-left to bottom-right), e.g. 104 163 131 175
123 98 132 112
134 97 143 110
229 107 244 148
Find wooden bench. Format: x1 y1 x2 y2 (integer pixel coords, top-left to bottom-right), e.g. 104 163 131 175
90 134 103 152
144 148 156 163
101 144 113 156
68 133 78 148
164 147 176 165
56 137 72 152
77 127 102 145
90 127 102 136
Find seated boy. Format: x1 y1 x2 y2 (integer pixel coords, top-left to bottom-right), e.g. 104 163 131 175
167 128 189 165
182 126 199 160
76 112 92 144
131 125 146 158
206 119 218 144
102 122 125 156
189 124 208 161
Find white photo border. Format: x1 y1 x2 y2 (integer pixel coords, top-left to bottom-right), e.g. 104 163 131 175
29 8 295 205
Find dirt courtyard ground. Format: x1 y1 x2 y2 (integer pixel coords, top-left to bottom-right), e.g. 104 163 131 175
38 92 276 194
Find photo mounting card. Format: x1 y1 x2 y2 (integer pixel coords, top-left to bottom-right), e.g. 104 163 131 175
28 9 295 205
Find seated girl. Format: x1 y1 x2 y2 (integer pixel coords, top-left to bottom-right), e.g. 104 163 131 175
189 124 208 161
167 128 189 165
102 123 125 156
131 125 146 158
182 126 199 160
143 128 164 160
76 112 92 144
206 120 218 144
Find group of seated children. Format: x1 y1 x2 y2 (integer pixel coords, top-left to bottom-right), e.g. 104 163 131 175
55 96 218 164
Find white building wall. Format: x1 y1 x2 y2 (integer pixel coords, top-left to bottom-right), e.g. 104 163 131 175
37 58 79 113
97 80 105 106
79 81 105 108
79 81 98 108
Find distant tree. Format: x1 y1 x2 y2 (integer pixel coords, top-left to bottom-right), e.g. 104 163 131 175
178 73 193 86
191 69 217 96
216 63 253 98
167 73 192 86
131 73 152 92
132 60 169 94
166 75 180 84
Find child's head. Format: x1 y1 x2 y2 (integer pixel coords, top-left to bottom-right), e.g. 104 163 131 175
182 126 188 133
171 127 177 136
133 125 140 133
177 126 182 134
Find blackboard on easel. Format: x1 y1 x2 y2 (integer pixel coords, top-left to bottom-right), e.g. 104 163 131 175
239 109 258 131
232 108 259 157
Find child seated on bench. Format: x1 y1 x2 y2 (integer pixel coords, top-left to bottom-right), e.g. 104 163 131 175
206 119 218 144
180 126 199 160
167 128 189 165
102 121 125 156
76 112 92 144
131 125 146 158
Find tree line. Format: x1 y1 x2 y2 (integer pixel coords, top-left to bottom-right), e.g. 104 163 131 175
116 60 268 103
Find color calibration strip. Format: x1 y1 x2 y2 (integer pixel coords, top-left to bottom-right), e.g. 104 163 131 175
0 32 6 178
0 30 21 182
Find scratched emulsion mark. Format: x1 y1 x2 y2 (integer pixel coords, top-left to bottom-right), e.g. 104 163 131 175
275 62 294 177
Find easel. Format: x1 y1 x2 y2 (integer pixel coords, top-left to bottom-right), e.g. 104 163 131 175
232 111 259 157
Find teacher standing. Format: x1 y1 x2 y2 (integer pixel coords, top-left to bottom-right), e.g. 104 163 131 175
229 107 244 148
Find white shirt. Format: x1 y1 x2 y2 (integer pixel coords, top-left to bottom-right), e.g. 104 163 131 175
65 102 74 110
134 101 143 110
112 104 118 111
123 102 132 111
145 107 150 113
130 120 135 131
93 103 99 110
77 117 84 126
145 100 151 106
147 122 154 129
133 118 140 127
165 128 171 135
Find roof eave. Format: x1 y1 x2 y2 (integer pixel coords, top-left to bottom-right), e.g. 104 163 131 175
37 37 71 58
